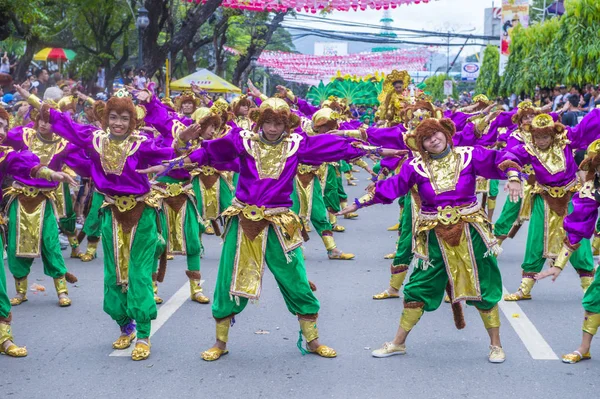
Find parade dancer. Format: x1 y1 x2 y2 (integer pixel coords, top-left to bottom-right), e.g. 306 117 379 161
35 87 194 361
536 139 600 363
504 112 600 301
139 98 402 361
5 91 81 308
339 118 522 363
0 107 75 357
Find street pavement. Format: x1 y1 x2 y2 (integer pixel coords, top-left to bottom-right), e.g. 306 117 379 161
1 173 599 399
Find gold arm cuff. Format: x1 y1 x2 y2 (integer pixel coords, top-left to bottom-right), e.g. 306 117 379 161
286 89 296 103
299 319 319 343
85 97 96 106
400 306 424 332
357 192 374 206
553 242 578 270
37 166 54 182
343 130 362 139
259 94 268 101
583 313 600 336
478 306 501 329
506 170 520 180
27 94 42 109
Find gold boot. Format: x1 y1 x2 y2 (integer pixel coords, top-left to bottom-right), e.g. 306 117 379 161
387 223 400 231
323 234 355 260
593 235 600 256
186 271 210 304
204 224 215 235
299 318 337 358
487 197 497 221
0 319 27 358
10 277 28 306
329 214 345 232
112 322 136 349
80 240 99 262
373 265 407 300
340 201 358 219
54 276 71 307
504 274 536 301
383 253 395 259
578 270 595 293
400 303 424 332
131 339 151 361
68 235 81 258
201 318 231 361
152 277 163 305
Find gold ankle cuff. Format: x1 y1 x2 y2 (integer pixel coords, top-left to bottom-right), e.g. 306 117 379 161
68 236 79 248
0 322 13 346
479 305 501 329
216 319 231 343
518 276 536 296
321 235 336 251
583 313 600 336
299 319 319 343
390 266 408 290
400 304 424 332
54 277 68 295
15 277 28 296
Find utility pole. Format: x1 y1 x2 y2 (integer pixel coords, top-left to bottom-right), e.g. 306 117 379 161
446 31 450 73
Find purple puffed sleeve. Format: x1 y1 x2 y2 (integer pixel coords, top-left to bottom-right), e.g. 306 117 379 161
298 134 366 165
565 191 599 246
188 128 244 166
296 97 319 118
365 125 407 150
143 95 192 139
363 161 416 206
49 109 95 150
567 108 600 150
472 146 522 180
448 111 477 131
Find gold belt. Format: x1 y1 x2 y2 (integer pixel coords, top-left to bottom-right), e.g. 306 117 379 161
152 181 194 198
228 198 290 221
6 183 56 199
533 179 580 198
419 202 482 226
297 164 318 175
102 193 150 212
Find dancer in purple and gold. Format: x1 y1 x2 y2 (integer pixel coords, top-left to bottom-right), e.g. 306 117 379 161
139 97 402 361
339 118 522 363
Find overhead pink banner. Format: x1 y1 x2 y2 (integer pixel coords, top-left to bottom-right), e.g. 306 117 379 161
188 0 432 13
250 48 430 84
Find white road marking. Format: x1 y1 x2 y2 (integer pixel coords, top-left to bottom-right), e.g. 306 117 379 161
109 281 194 357
498 286 559 360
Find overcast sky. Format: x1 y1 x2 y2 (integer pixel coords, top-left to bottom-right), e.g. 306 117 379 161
286 0 505 56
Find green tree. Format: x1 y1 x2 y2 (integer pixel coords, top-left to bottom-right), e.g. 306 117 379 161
475 45 500 97
424 73 456 101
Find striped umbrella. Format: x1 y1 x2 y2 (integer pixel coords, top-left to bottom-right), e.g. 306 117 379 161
33 48 77 61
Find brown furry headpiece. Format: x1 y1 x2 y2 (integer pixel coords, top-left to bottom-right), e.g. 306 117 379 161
231 95 255 116
311 107 341 131
404 117 456 156
249 98 301 133
470 94 492 112
191 107 222 133
580 139 600 180
524 113 565 142
174 91 201 112
102 89 137 134
402 101 443 130
0 107 10 124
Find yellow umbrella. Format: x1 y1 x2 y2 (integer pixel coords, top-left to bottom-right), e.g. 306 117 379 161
170 69 241 93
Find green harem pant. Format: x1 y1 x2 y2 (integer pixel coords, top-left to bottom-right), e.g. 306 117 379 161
403 225 502 312
291 176 333 237
392 195 414 267
323 164 342 213
7 199 67 279
583 271 600 314
58 183 77 237
82 191 105 239
521 195 594 273
101 206 159 339
493 196 521 237
211 217 320 320
0 234 10 319
489 179 499 197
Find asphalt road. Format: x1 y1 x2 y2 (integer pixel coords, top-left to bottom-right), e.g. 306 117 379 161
1 174 598 399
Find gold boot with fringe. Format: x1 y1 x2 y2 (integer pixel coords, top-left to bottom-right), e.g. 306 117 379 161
322 234 355 260
298 317 336 358
9 277 28 306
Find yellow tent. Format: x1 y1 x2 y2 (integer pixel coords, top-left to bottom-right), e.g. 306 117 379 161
170 69 241 93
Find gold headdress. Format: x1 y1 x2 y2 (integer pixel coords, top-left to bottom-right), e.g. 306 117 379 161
312 108 341 130
377 70 411 126
249 97 300 133
511 100 540 125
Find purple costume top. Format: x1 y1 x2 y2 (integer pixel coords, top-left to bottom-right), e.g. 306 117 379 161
186 128 367 208
564 181 600 246
0 147 46 198
49 109 177 197
360 146 519 213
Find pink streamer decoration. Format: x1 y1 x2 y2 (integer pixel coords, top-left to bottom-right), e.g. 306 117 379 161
186 0 430 13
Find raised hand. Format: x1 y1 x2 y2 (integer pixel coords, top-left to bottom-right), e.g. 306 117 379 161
534 267 562 282
50 171 78 187
505 180 523 203
336 202 359 217
136 164 168 175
